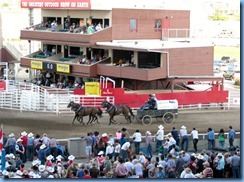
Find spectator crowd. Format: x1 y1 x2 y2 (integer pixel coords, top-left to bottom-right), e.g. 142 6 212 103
1 125 240 179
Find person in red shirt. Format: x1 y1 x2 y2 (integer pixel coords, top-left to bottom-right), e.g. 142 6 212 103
83 169 91 178
20 131 28 163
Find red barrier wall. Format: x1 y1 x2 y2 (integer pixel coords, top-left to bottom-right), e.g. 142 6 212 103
0 82 6 91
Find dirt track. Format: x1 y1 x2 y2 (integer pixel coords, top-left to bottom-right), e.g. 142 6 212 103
0 109 240 139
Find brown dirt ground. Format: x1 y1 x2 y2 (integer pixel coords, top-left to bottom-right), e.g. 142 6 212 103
0 109 240 139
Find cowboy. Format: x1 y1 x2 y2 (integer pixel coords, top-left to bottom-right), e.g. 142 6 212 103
155 125 165 154
180 125 189 152
27 132 35 161
16 138 25 162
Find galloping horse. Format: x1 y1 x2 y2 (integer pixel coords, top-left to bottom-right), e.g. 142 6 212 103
101 100 134 125
67 101 103 125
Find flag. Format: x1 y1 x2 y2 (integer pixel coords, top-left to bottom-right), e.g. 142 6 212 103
0 124 3 151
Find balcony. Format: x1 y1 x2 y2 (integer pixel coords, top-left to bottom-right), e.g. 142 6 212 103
20 52 111 77
20 25 112 46
97 63 167 81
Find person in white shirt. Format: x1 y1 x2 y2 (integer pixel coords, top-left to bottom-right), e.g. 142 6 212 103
132 129 142 155
167 134 176 152
133 159 143 178
105 141 114 160
138 152 146 165
114 140 121 161
120 141 130 159
124 158 134 174
156 125 165 154
191 128 199 152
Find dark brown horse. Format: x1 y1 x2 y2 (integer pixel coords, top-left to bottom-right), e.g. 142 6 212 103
67 101 103 125
101 100 134 125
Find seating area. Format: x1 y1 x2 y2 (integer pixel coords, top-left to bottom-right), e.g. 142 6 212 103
32 53 48 59
59 55 79 62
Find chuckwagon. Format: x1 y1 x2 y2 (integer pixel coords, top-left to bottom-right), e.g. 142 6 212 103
136 99 178 125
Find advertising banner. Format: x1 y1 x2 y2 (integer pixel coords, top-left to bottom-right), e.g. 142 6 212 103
31 60 43 69
85 82 100 95
56 64 70 73
21 0 91 9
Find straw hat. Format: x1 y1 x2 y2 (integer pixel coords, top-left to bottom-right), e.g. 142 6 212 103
40 144 46 150
17 138 23 143
98 151 104 156
21 131 27 136
28 132 34 137
46 155 54 161
158 125 164 130
68 155 75 161
145 131 151 135
38 165 46 172
181 125 186 129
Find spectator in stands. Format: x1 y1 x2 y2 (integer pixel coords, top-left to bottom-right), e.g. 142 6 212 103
51 20 57 32
49 137 59 159
132 129 142 155
207 128 215 150
180 125 188 152
191 128 199 152
95 23 102 31
228 126 236 149
218 129 225 150
171 127 180 147
145 131 153 158
20 131 28 163
230 151 240 178
27 132 34 161
5 133 16 154
155 125 164 154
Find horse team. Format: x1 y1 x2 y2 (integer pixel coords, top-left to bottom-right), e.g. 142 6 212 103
67 100 134 126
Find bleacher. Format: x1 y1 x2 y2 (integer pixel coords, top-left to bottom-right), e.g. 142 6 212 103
32 53 48 59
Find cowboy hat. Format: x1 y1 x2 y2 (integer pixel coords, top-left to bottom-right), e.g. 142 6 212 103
134 159 139 163
68 155 75 161
158 125 164 130
217 153 223 157
17 138 23 143
21 131 27 136
197 154 204 160
38 165 46 172
28 132 34 137
40 144 46 150
2 170 9 176
9 133 14 137
46 155 54 161
32 159 41 166
28 171 35 177
98 151 104 156
150 94 156 97
102 133 107 137
16 170 23 176
33 174 41 178
157 164 163 168
181 125 186 129
56 155 64 160
47 167 54 173
145 131 151 135
9 153 15 159
107 141 112 145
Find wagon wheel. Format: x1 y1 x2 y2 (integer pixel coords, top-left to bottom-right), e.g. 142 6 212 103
163 112 175 124
142 115 153 125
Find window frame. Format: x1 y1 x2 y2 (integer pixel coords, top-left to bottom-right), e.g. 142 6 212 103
154 19 162 32
129 18 138 32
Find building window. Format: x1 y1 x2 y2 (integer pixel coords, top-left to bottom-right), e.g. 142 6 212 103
130 19 137 32
155 19 162 32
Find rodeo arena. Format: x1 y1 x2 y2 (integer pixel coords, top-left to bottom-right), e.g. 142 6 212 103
0 0 241 179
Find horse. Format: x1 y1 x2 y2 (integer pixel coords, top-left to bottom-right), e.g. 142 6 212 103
101 100 134 125
67 101 103 125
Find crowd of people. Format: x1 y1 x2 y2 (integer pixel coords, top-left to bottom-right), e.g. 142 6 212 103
1 124 240 179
